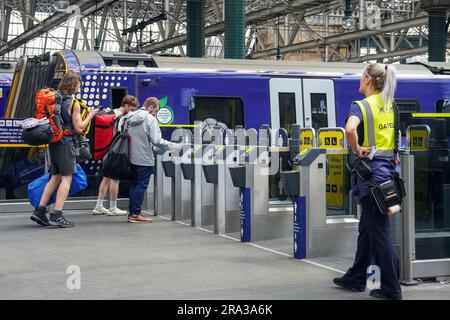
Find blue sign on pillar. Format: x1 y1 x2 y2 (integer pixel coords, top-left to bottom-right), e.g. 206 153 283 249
240 187 251 242
293 196 307 259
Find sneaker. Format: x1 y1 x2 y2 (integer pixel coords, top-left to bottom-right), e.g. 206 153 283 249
128 215 153 223
49 211 75 228
108 208 128 216
92 207 111 215
333 277 366 292
30 206 50 227
369 289 402 300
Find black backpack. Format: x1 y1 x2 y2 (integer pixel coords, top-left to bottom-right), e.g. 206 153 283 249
102 118 132 180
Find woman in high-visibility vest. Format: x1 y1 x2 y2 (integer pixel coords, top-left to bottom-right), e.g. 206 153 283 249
333 63 402 300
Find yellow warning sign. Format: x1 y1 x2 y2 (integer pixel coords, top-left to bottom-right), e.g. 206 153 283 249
408 127 429 151
300 128 316 152
318 130 345 149
318 129 347 210
0 88 3 98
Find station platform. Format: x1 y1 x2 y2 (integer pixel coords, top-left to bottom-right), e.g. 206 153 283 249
1 210 449 300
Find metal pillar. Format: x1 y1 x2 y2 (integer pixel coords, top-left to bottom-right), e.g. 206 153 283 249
428 10 447 62
91 16 96 51
224 0 245 59
391 0 395 51
325 12 329 61
359 0 365 30
0 0 5 45
186 0 205 58
123 0 127 44
165 0 170 39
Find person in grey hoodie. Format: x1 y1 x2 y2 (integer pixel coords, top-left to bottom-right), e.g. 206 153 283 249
124 97 179 223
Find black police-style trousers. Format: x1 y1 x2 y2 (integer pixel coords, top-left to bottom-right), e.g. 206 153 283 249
343 195 402 298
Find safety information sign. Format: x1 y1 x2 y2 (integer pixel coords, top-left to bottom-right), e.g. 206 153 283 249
156 106 174 125
300 129 315 151
318 129 347 210
0 118 26 147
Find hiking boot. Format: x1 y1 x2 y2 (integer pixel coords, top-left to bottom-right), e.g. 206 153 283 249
49 211 75 228
128 215 152 223
30 206 50 227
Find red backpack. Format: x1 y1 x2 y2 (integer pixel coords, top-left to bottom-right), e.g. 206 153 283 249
93 114 116 160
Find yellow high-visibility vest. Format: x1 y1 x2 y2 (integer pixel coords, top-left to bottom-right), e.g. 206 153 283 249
353 93 395 157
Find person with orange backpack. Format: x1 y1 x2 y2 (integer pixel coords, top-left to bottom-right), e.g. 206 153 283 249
30 71 99 228
92 95 138 216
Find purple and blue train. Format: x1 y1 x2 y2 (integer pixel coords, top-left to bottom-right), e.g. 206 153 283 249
1 50 449 200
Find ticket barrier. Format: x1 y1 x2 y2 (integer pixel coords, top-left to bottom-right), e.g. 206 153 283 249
394 120 450 283
229 126 293 250
178 124 216 228
161 132 192 222
155 152 172 218
201 128 241 235
281 126 358 259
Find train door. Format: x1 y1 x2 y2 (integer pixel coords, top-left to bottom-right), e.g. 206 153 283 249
269 78 303 204
269 78 303 132
302 79 351 216
302 79 336 130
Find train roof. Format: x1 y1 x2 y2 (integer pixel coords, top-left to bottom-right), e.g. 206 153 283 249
54 50 450 79
152 56 437 77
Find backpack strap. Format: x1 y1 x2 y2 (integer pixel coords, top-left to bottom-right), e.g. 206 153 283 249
60 94 76 136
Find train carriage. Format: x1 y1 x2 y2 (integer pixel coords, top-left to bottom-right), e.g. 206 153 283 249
1 50 449 202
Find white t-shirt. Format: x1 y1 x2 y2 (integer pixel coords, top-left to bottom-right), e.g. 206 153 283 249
113 109 125 134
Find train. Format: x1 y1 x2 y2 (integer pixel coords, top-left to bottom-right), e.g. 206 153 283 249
0 61 14 119
0 50 449 201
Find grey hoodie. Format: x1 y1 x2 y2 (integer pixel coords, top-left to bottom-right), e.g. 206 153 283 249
124 109 174 166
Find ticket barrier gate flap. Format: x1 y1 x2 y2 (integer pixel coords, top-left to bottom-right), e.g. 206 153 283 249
161 148 192 222
282 146 358 259
156 152 173 218
230 160 292 243
202 142 241 235
228 128 293 246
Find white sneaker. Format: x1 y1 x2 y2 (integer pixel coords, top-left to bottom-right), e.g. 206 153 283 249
108 208 128 216
93 207 111 215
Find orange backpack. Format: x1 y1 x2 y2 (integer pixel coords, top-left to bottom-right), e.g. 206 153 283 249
35 88 71 143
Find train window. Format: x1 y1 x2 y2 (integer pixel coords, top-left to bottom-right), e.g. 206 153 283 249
189 97 244 129
395 98 420 135
110 87 128 109
278 93 296 133
311 93 328 131
436 99 450 113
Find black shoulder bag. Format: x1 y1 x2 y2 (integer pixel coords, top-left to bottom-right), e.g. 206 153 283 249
369 101 407 215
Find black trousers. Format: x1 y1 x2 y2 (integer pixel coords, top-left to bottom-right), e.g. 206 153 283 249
344 195 402 298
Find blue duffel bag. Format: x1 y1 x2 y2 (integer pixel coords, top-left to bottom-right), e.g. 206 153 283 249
28 164 88 208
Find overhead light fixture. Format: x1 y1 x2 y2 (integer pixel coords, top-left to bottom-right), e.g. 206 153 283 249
53 0 70 11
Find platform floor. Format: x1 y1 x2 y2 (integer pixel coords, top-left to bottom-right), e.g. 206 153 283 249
0 210 449 300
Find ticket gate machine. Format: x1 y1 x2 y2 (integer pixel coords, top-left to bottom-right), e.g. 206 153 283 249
161 131 192 222
281 126 358 259
155 152 172 218
201 128 240 235
229 127 292 244
395 121 450 283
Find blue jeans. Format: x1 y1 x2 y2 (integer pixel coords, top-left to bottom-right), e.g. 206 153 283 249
129 164 154 216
